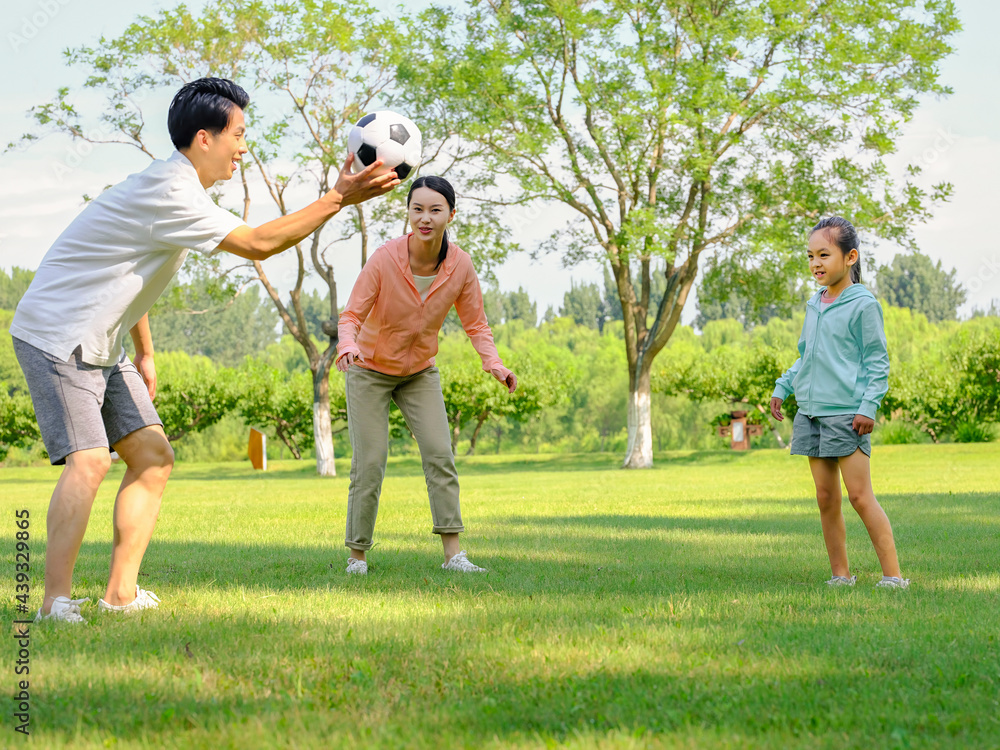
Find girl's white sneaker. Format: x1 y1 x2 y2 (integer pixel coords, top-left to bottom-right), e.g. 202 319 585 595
825 575 857 587
875 576 910 589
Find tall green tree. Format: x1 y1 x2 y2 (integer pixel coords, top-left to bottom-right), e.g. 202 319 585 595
560 279 604 330
877 252 967 322
415 0 958 467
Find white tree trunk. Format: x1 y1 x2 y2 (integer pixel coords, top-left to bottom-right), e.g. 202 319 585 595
623 371 654 469
313 370 336 477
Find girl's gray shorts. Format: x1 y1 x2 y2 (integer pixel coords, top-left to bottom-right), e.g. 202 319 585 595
790 412 871 458
12 337 162 465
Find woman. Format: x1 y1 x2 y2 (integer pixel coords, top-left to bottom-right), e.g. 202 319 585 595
336 175 517 574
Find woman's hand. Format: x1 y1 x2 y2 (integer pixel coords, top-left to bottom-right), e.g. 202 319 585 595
336 352 355 373
493 368 517 394
769 397 784 422
852 414 875 436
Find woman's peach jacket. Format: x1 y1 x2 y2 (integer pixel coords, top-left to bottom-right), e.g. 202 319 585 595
336 234 511 379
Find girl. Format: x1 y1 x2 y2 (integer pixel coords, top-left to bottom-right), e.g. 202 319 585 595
770 217 908 588
336 175 517 574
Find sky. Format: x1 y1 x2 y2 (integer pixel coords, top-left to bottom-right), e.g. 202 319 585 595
1 0 997 322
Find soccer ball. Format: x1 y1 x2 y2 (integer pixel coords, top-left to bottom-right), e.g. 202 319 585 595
347 111 422 181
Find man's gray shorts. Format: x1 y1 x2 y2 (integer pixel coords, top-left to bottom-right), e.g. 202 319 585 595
12 337 162 465
790 412 871 459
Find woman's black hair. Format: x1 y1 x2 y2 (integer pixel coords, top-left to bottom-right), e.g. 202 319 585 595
407 175 456 270
168 78 250 151
811 216 862 284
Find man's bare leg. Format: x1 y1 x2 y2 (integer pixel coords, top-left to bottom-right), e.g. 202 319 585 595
103 425 173 606
40 447 111 615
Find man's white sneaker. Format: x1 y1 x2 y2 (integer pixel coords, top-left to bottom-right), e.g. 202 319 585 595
98 587 161 614
875 576 910 589
825 575 857 587
34 596 90 624
442 550 487 573
346 558 368 575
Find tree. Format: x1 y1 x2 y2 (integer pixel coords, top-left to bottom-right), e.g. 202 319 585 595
0 267 35 311
877 252 967 322
560 279 604 330
236 360 335 459
483 285 538 326
437 339 560 455
883 316 1000 442
695 254 812 330
655 334 798 448
153 351 238 442
420 0 958 467
150 268 280 367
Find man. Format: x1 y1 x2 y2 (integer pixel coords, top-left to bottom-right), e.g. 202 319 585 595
11 77 398 623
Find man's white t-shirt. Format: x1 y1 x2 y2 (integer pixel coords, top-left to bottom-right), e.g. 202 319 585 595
10 151 246 367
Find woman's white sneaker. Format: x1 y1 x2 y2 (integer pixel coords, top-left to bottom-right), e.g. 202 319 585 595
98 587 161 614
442 551 487 573
34 596 90 624
346 558 368 575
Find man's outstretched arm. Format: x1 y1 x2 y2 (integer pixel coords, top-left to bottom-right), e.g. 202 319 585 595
219 155 399 261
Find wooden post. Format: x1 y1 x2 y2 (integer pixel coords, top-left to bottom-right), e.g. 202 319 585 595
730 411 750 451
248 428 267 471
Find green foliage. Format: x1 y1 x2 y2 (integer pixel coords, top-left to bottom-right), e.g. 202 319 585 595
235 360 334 459
150 270 280 367
483 286 538 327
872 420 928 446
153 351 239 442
0 267 34 310
877 252 967 322
952 421 995 444
559 279 605 331
696 254 812 330
884 316 1000 442
437 336 562 455
0 391 40 462
656 315 805 423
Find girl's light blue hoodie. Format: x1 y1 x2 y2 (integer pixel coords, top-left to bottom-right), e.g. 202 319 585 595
772 284 889 420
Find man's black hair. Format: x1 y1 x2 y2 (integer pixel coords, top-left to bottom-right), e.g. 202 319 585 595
168 78 250 151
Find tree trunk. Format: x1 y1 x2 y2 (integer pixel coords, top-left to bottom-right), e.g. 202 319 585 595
623 364 654 469
466 412 490 456
312 366 336 477
450 411 462 454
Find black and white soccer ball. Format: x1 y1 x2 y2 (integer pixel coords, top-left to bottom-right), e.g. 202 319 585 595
347 111 422 180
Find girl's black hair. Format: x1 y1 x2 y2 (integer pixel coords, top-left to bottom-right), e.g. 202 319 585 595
811 216 862 284
407 175 456 270
168 77 250 151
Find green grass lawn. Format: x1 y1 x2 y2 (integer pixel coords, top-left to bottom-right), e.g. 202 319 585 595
2 445 998 749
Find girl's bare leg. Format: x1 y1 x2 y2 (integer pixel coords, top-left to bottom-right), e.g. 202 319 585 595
808 457 850 578
838 449 902 578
